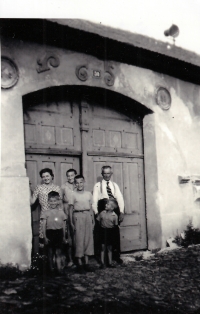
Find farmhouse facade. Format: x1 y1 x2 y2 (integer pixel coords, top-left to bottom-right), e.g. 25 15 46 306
1 19 200 268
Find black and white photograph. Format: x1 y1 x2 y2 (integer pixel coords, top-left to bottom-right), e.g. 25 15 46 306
0 1 200 313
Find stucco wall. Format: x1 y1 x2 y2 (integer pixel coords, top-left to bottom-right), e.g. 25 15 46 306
0 177 31 269
154 85 200 246
1 36 200 265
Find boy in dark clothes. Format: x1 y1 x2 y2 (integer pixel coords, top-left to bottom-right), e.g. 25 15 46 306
97 198 119 268
41 191 67 274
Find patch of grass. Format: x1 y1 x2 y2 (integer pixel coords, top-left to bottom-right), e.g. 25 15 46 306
135 254 143 261
29 253 48 276
0 253 48 280
0 262 22 280
174 221 200 247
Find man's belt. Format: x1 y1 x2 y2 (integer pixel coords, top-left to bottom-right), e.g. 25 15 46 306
73 209 90 213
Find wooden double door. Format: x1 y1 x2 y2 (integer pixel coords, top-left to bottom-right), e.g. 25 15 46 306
24 94 147 253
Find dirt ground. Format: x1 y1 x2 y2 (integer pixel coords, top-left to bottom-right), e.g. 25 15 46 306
1 245 200 314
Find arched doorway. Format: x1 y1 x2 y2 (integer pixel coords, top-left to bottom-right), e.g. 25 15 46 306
23 86 151 253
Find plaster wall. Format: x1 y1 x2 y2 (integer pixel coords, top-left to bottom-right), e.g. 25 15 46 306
154 84 200 246
0 177 31 269
1 37 200 265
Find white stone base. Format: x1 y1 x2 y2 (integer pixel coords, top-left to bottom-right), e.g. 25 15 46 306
0 177 32 269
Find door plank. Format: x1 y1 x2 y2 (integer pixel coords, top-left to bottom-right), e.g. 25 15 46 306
120 225 140 252
138 159 147 247
111 162 123 196
123 162 131 214
120 214 139 226
128 162 140 214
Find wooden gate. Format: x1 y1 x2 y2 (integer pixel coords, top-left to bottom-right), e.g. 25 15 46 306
86 102 147 251
23 92 147 253
24 100 81 253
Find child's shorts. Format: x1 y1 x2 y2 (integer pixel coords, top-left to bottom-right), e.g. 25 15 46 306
99 226 118 246
46 229 63 249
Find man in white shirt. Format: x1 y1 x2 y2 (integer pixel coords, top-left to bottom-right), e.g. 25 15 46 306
92 166 124 221
92 165 124 263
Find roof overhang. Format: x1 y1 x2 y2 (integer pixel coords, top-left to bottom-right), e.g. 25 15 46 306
1 18 200 85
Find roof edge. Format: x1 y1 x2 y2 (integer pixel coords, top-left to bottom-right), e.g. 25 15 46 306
48 18 200 67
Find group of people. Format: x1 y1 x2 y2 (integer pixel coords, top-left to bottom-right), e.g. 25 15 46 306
30 166 124 274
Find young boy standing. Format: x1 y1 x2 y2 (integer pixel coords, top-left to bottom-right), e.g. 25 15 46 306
68 175 94 273
41 191 67 275
61 169 77 267
97 198 119 268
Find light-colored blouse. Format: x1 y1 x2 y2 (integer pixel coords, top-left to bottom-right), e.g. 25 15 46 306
32 184 61 213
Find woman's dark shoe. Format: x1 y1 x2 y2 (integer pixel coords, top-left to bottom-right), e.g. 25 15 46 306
84 264 94 272
76 265 86 274
108 263 116 268
99 263 106 269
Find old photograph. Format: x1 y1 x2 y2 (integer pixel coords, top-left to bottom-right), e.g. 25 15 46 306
0 1 200 313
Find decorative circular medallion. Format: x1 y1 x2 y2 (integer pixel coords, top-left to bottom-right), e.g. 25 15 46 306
104 70 115 86
156 87 171 110
1 57 19 89
75 65 88 81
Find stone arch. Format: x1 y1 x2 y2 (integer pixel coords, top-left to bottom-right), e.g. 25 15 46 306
22 84 152 115
22 84 161 251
